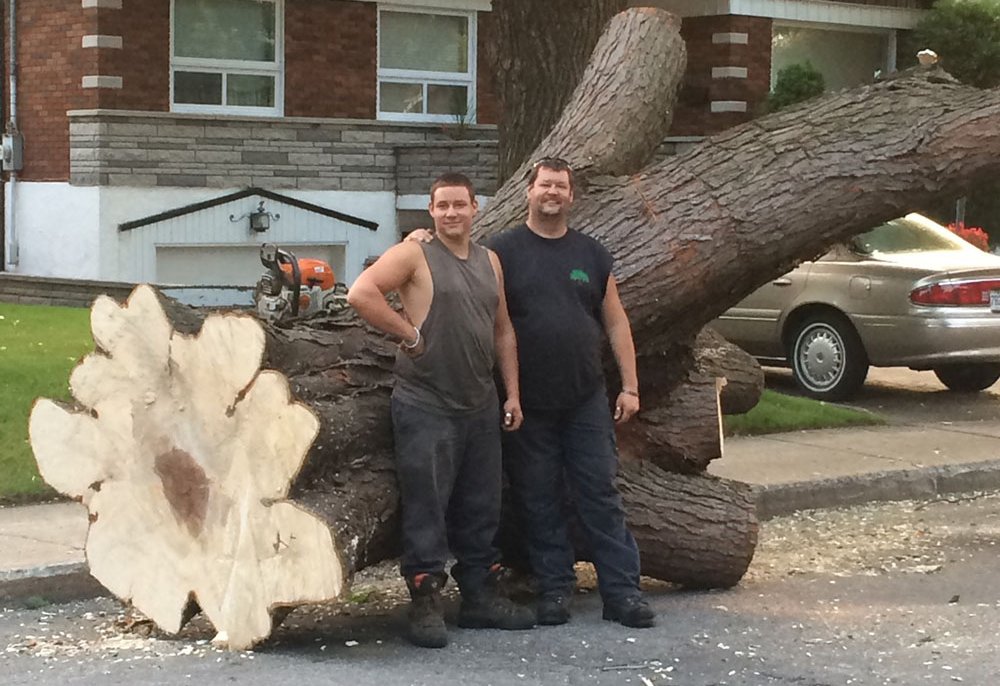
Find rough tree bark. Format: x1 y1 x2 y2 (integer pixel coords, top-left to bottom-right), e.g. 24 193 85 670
27 7 1000 649
488 0 628 181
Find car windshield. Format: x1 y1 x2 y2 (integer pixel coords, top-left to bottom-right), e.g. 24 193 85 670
851 214 969 255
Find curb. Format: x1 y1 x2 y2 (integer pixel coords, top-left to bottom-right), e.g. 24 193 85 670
754 458 1000 519
0 562 106 607
4 459 1000 606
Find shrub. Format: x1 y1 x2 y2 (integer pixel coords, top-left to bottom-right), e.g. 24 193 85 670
947 221 991 251
768 62 825 112
913 0 1000 88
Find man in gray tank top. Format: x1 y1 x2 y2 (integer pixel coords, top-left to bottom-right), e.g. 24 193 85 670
347 173 535 648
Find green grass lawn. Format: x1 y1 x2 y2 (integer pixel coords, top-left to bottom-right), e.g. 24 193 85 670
723 388 885 436
0 302 93 502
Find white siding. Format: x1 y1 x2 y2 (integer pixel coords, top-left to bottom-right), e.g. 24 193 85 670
654 0 925 29
118 194 388 286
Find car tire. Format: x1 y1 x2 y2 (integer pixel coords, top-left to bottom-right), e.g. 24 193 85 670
789 314 869 401
933 364 1000 393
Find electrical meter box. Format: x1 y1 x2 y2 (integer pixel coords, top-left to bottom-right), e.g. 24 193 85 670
2 133 24 171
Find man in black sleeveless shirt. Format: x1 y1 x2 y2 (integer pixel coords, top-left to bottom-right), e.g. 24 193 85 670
487 159 655 629
347 174 534 648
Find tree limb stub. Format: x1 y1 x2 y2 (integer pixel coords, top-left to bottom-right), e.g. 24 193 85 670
476 8 687 237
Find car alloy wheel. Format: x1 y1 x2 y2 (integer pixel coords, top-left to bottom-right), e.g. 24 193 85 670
790 314 869 401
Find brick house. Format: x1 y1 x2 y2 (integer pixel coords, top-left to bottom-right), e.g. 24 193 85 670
658 0 934 134
0 0 930 289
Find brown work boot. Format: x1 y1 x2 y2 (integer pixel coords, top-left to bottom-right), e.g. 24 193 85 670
405 572 448 648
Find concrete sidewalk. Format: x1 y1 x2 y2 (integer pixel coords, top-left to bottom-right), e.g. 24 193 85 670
3 419 1000 605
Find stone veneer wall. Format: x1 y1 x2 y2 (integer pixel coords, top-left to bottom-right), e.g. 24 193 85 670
68 111 501 193
395 142 500 196
68 111 705 195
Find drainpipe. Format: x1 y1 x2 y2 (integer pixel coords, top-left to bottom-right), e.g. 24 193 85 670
4 0 17 269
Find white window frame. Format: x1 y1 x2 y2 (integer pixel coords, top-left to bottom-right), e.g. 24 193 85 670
170 0 285 117
377 6 477 124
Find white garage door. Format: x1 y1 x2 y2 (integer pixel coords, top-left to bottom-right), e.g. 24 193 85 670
156 244 347 287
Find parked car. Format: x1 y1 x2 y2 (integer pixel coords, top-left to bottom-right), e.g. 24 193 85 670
714 213 1000 400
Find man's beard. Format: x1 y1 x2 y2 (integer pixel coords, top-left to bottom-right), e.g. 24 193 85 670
536 201 565 216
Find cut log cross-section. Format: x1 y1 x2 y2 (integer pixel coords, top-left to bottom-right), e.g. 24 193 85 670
29 286 345 650
27 6 1000 650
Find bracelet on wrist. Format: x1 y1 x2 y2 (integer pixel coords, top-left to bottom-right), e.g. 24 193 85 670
402 326 421 350
621 388 639 398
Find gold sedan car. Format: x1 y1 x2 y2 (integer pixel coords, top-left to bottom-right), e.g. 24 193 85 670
714 214 1000 400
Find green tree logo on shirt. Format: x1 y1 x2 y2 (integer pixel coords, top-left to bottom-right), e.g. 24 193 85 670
569 269 590 284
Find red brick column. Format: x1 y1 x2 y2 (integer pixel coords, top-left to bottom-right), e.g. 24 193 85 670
671 15 772 136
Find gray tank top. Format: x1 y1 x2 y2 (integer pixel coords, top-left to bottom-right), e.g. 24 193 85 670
393 239 499 413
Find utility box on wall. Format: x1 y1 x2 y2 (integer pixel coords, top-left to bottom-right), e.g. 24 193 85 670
2 133 24 171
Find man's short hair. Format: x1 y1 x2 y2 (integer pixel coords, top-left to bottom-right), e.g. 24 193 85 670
430 172 477 203
526 157 575 190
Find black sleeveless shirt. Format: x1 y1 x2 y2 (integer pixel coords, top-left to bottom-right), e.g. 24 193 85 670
488 224 612 410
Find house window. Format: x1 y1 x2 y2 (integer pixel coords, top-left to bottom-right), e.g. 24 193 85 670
378 8 476 123
171 0 283 116
772 25 891 92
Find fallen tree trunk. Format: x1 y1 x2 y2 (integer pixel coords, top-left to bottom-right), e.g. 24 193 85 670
31 287 758 650
27 7 1000 650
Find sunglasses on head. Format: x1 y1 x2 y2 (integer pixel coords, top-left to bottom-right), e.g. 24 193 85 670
531 157 572 171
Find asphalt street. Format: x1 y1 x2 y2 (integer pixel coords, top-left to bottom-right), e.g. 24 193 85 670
4 368 999 685
4 490 1000 686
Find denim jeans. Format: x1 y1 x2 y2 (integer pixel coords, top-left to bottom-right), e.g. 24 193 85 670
391 395 502 596
502 388 641 602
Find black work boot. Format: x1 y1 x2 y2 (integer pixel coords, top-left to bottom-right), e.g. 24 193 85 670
457 566 536 630
602 595 656 628
405 572 449 648
536 592 571 626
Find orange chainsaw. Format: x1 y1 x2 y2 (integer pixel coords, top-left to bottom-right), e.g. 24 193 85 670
253 244 347 323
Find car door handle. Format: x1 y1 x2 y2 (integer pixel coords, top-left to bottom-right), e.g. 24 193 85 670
772 278 793 286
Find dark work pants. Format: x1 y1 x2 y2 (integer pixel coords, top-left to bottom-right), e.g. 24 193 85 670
391 396 502 596
502 388 641 603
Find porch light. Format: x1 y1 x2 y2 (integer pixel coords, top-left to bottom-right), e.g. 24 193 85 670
231 200 280 233
250 203 271 232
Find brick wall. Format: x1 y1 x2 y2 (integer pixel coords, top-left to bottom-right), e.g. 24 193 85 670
10 0 169 182
286 0 377 119
671 15 772 136
14 1 90 181
99 1 170 111
476 11 499 126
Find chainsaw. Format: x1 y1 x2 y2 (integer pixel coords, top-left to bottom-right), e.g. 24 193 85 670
253 244 348 323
